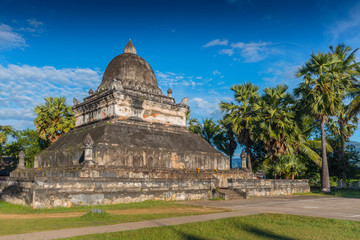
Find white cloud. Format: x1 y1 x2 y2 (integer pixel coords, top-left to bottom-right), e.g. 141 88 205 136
193 97 210 109
202 39 228 48
0 64 102 129
204 38 281 62
155 71 212 88
155 71 224 118
27 19 44 28
0 24 27 50
222 41 279 62
192 97 222 117
212 70 221 75
218 49 234 56
19 19 45 34
261 62 301 89
328 3 360 40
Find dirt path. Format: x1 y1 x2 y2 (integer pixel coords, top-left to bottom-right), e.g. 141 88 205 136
0 207 225 220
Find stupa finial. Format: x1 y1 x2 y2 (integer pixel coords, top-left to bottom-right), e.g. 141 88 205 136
124 39 137 54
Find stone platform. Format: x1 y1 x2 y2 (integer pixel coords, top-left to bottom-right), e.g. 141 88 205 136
0 167 309 208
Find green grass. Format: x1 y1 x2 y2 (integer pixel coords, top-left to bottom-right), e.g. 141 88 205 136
294 188 360 198
0 210 221 236
0 200 193 214
0 200 226 236
208 196 225 201
63 213 360 240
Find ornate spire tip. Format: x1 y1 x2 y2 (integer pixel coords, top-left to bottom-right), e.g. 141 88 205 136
124 39 137 54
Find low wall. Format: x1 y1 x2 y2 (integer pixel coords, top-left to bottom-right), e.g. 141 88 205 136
0 167 310 208
1 177 213 208
228 179 310 198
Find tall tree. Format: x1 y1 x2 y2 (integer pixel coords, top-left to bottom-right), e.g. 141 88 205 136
330 44 360 182
328 104 358 182
200 118 220 144
186 110 202 134
34 97 75 144
295 52 343 192
220 82 260 172
253 84 301 160
0 126 13 145
213 120 238 168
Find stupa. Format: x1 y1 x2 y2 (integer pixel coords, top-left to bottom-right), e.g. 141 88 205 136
0 40 309 208
35 39 229 170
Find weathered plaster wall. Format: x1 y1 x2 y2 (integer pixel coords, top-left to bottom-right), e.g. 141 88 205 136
228 179 310 198
36 121 229 170
73 89 187 128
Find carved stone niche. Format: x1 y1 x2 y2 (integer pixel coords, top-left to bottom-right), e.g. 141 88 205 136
83 133 94 166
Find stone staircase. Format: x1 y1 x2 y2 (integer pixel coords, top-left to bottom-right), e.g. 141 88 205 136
218 188 246 200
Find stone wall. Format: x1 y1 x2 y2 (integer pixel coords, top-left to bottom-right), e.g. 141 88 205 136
36 122 229 170
228 178 310 198
0 167 310 208
1 176 213 208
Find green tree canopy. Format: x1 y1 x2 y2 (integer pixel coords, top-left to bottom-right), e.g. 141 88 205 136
253 84 301 159
295 51 343 192
220 82 260 172
34 97 75 143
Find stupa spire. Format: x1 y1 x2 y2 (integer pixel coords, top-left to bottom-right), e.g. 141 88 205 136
124 39 137 54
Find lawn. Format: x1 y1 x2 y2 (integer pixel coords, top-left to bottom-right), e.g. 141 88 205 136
64 213 360 240
0 200 197 214
0 200 227 236
295 188 360 198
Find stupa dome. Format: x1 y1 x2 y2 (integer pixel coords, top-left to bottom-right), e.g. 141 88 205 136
98 39 162 95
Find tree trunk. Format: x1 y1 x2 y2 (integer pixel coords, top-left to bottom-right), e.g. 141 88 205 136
292 174 295 180
246 145 252 172
339 114 347 186
229 155 232 169
320 118 331 193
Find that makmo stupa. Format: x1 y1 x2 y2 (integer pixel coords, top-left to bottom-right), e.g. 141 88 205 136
0 40 309 208
36 39 229 170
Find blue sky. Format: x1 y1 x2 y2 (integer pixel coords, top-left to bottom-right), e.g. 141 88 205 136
1 0 360 142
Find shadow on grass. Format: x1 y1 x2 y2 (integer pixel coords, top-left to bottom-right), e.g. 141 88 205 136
173 229 209 240
171 220 297 240
231 221 297 240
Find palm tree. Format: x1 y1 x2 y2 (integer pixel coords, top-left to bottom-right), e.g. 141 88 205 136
200 118 220 144
186 110 203 134
34 97 75 144
295 52 343 192
220 82 260 172
0 126 13 145
328 104 358 182
268 154 306 179
213 120 238 168
330 44 360 182
253 84 301 160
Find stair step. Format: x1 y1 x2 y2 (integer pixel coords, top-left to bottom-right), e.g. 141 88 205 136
218 188 246 200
